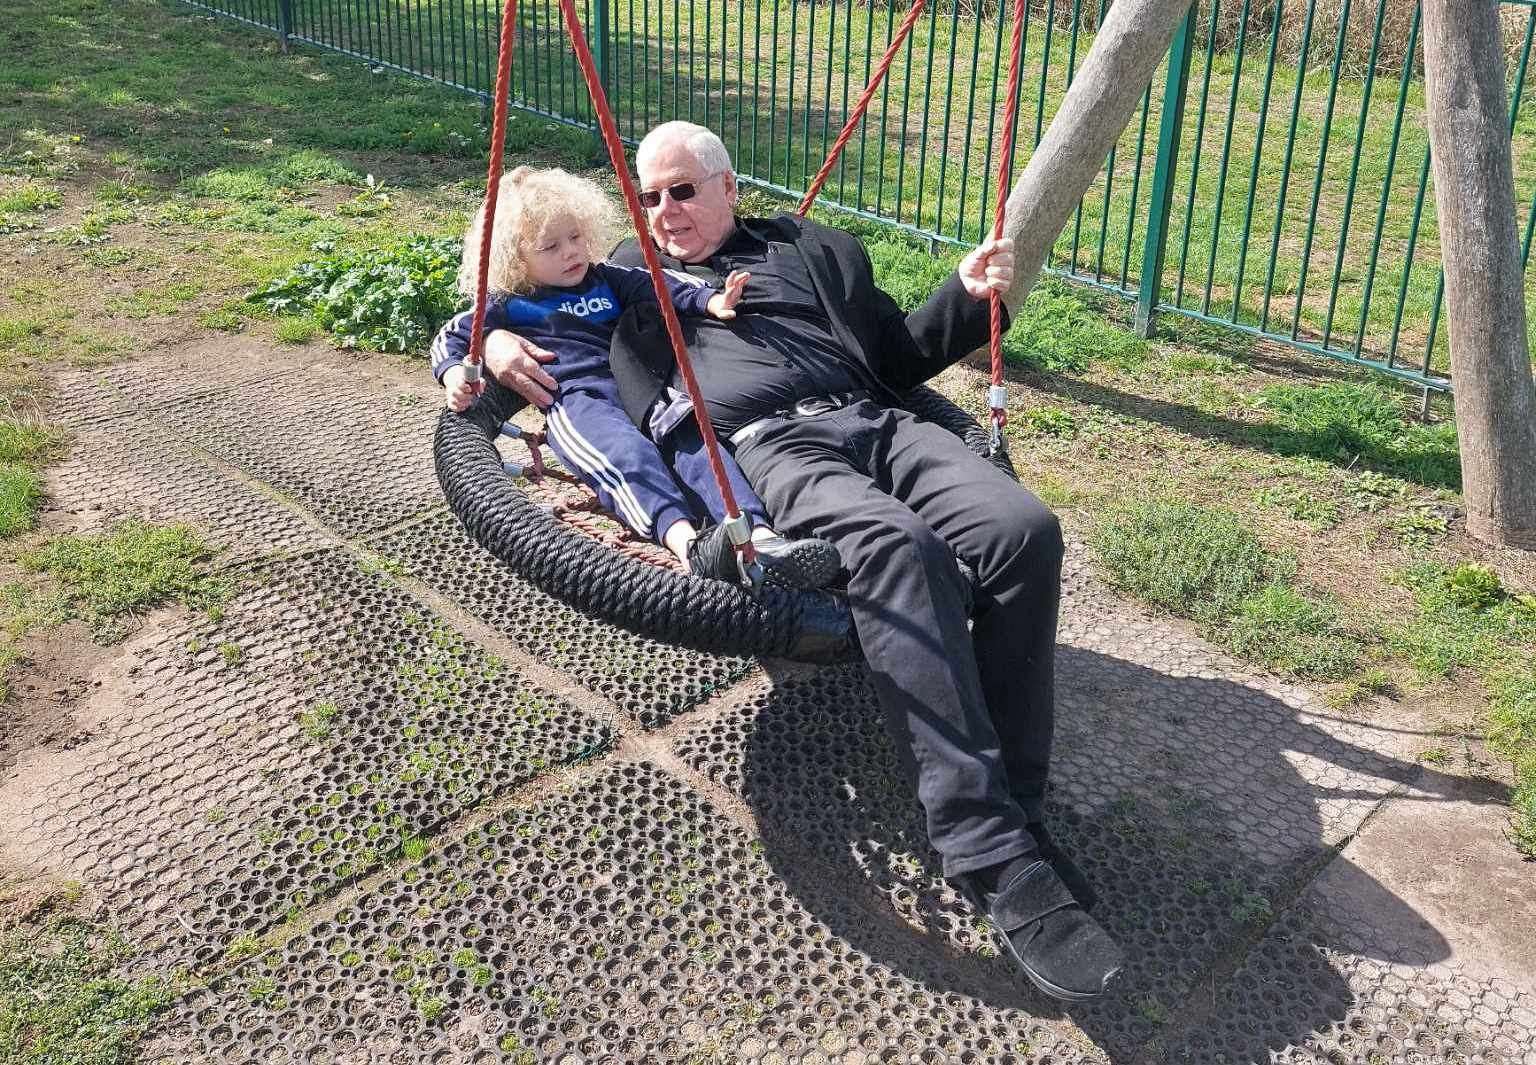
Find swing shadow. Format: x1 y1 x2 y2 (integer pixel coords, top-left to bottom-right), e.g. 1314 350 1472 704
730 643 1477 1060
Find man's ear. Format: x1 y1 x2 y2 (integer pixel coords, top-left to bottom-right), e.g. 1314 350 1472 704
723 170 739 207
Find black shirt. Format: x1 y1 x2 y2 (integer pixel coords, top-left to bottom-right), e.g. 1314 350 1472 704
663 221 869 435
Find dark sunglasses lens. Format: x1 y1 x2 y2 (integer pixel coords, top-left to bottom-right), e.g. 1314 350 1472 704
638 182 698 208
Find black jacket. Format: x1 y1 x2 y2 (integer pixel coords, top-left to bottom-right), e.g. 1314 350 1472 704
605 213 1004 430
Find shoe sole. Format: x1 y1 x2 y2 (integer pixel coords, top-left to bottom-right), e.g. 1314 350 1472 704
757 542 840 591
996 928 1123 1004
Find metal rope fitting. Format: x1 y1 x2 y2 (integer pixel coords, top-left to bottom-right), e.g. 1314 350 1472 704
988 384 1008 412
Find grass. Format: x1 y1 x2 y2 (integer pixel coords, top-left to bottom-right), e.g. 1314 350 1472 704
1091 499 1364 681
21 520 229 638
1091 500 1275 624
0 915 185 1065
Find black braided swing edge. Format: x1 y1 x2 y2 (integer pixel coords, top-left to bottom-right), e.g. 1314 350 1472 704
432 378 1017 664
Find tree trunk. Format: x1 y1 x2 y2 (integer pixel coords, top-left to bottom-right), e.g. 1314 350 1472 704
1422 0 1536 549
999 0 1194 315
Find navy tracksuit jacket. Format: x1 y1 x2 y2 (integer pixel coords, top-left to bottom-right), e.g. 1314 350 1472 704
430 262 767 542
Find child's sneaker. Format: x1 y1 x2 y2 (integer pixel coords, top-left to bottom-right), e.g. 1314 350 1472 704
688 525 840 590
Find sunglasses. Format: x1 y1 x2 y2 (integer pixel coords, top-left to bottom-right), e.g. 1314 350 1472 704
637 171 723 209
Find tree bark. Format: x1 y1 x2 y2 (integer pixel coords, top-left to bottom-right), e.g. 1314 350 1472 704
1422 0 1536 549
999 0 1194 315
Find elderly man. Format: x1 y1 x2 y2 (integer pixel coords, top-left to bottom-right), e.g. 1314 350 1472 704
481 121 1122 1002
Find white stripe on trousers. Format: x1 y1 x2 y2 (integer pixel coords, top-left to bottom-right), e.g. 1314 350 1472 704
544 403 657 537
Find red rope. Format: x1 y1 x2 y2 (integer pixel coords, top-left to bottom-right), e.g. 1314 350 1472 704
466 0 521 394
988 0 1028 431
797 0 928 218
557 0 755 564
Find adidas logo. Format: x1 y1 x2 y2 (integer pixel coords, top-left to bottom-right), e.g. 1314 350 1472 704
556 294 615 317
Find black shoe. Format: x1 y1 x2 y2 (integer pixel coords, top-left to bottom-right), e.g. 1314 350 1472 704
967 858 1123 1003
687 524 839 591
1027 821 1098 912
749 531 840 590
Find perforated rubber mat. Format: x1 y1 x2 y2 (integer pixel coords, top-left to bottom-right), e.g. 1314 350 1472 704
373 511 754 727
47 423 331 560
160 761 1102 1064
148 364 445 537
670 622 1426 1057
54 352 304 427
12 549 610 966
1166 850 1536 1064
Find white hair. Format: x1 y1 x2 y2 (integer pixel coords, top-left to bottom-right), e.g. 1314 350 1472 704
636 121 734 178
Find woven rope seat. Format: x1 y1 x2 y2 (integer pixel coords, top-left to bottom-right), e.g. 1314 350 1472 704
434 375 1019 663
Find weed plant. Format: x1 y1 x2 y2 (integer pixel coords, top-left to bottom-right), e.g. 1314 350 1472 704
254 236 462 353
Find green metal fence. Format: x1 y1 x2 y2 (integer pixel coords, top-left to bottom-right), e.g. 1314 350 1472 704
181 0 1536 395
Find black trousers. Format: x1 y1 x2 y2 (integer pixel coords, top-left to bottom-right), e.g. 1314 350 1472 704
733 400 1064 878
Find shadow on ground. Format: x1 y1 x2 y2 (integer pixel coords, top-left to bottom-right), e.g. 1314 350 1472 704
686 645 1498 1060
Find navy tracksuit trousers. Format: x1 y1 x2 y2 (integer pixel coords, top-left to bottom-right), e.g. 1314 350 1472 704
733 400 1064 879
543 381 768 544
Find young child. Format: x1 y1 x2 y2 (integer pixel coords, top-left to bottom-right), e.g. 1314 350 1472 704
432 166 838 590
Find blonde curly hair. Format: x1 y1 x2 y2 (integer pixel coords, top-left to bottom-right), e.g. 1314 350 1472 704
457 166 620 298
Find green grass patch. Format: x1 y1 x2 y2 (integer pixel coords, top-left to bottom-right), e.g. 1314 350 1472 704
0 915 184 1065
1220 583 1362 681
1004 278 1148 373
197 303 246 332
253 236 462 353
1489 668 1536 855
0 464 45 538
1091 500 1274 623
1091 498 1364 681
1388 563 1536 679
273 315 319 344
0 418 63 465
1385 562 1536 855
0 180 63 230
1250 382 1461 489
21 520 230 637
105 280 204 320
184 149 362 202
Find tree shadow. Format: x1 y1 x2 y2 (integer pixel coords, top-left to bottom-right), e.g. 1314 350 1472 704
1024 367 1462 491
707 640 1485 1060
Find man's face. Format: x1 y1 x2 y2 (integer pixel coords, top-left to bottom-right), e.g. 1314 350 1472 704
637 138 738 263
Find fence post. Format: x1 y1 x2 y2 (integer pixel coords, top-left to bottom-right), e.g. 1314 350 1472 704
591 0 611 159
1134 1 1197 338
277 0 292 53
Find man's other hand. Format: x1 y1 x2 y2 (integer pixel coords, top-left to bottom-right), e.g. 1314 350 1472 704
485 329 558 408
958 237 1015 300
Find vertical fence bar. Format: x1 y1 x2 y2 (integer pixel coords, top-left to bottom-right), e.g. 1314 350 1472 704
1231 0 1284 323
1353 3 1419 357
1321 0 1389 349
1135 2 1196 336
1173 0 1220 306
592 0 609 153
935 0 961 238
277 0 292 51
1288 0 1352 340
1120 87 1153 290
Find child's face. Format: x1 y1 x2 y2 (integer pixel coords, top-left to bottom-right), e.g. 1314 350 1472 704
522 215 592 288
